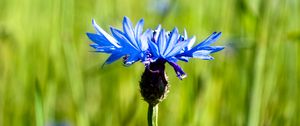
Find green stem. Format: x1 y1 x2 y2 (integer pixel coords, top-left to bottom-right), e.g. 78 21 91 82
147 104 158 126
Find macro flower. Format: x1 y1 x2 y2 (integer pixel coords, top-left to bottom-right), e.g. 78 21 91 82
87 16 225 125
86 16 224 79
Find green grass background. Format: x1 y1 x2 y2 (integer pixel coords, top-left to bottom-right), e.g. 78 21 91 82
0 0 299 125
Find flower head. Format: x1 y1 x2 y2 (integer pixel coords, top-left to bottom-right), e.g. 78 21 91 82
87 16 224 79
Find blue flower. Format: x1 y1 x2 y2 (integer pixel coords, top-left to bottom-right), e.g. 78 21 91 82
87 16 224 79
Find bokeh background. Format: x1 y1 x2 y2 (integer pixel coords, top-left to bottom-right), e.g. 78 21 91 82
0 0 299 125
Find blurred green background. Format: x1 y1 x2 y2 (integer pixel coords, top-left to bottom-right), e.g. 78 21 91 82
0 0 299 125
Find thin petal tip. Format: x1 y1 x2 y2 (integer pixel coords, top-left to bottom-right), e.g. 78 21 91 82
178 74 187 80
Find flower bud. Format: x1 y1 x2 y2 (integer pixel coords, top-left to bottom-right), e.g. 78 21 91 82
140 59 169 106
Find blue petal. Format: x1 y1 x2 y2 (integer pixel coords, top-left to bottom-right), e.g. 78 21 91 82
194 32 221 48
193 50 213 56
134 19 144 43
140 29 152 51
210 46 225 53
86 33 113 46
157 29 166 56
105 52 125 64
176 56 189 62
163 28 179 55
192 51 214 60
165 41 189 57
183 29 188 40
153 25 162 42
110 27 139 53
155 24 162 31
92 19 121 48
197 46 225 53
122 17 139 49
186 36 196 50
168 61 187 80
148 39 160 60
90 44 116 53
